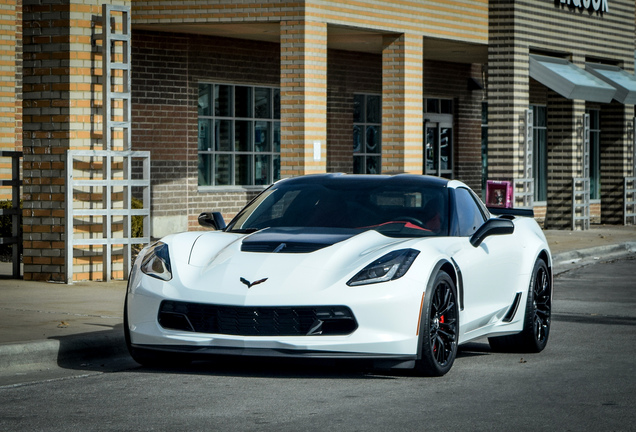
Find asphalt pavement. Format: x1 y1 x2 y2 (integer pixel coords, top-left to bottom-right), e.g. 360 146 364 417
0 225 635 377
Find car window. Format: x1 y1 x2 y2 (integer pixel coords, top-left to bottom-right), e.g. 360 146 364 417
226 180 449 237
454 187 486 236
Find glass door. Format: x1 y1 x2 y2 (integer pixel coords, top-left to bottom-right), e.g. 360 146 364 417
424 121 453 178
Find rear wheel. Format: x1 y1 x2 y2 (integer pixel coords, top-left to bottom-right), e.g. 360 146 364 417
489 258 551 353
414 270 459 376
124 294 191 368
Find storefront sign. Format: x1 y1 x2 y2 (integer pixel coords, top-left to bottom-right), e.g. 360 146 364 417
559 0 609 13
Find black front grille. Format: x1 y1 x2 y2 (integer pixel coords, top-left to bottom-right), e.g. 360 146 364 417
158 301 358 337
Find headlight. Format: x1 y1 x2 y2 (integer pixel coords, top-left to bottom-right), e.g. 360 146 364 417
140 242 172 281
347 249 419 286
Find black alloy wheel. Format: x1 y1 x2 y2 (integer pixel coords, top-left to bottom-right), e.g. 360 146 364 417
489 258 551 353
415 270 459 376
531 260 551 347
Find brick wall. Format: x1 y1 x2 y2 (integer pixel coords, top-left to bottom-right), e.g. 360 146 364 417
132 0 488 46
22 0 95 281
544 94 584 229
382 33 423 174
327 49 381 173
22 0 129 282
131 31 190 231
280 20 328 176
600 102 634 224
488 0 635 227
133 30 485 231
132 31 281 229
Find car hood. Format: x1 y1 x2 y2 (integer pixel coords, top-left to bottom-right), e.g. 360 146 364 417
168 228 415 304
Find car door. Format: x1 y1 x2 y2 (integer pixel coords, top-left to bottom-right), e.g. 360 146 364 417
449 187 523 338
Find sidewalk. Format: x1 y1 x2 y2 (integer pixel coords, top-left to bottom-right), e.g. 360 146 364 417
0 225 635 378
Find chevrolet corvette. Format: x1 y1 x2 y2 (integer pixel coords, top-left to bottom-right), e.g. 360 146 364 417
124 174 552 376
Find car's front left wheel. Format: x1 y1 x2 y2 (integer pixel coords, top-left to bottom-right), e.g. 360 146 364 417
414 270 459 376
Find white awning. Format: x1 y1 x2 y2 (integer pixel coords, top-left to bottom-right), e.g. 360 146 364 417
529 55 616 103
585 63 636 105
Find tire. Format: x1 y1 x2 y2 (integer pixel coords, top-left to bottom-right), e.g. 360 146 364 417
124 294 191 368
488 258 551 353
414 270 459 377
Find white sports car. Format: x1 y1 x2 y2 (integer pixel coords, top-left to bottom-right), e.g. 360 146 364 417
124 174 552 376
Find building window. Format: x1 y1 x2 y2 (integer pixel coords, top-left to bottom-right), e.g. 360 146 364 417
424 98 453 178
532 105 548 202
425 98 453 115
353 94 381 174
198 83 280 187
587 109 601 200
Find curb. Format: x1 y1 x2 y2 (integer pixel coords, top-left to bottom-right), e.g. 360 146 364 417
553 242 636 275
0 331 129 374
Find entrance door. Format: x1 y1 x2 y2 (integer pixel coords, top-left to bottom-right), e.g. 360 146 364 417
424 120 453 178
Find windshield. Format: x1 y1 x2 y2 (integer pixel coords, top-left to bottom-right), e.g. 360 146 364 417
226 178 449 238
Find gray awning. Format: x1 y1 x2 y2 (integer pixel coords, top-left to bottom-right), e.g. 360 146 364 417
529 55 616 103
585 63 636 105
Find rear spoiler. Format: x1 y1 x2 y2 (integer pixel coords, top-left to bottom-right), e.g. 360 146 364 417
487 207 535 218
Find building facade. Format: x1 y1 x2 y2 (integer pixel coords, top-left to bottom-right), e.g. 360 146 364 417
1 0 634 281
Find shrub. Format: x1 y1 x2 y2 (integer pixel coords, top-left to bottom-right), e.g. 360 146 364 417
131 197 144 238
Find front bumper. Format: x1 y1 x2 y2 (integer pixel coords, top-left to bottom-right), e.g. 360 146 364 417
126 273 425 361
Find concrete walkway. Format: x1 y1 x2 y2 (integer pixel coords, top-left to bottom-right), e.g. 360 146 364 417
1 225 635 378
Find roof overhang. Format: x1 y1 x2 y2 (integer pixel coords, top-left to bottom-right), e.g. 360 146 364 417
585 63 636 105
529 55 616 103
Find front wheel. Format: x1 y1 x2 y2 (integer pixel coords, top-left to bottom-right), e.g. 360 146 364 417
414 270 459 377
489 258 551 353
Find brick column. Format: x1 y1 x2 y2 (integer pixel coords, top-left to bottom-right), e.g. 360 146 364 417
280 20 327 177
544 93 585 229
22 0 109 281
486 9 529 184
600 102 634 224
381 33 423 174
0 0 21 160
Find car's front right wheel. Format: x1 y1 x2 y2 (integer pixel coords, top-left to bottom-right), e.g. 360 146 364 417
414 270 459 376
488 258 551 353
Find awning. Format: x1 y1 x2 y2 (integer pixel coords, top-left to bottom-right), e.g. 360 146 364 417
529 55 616 103
585 63 636 105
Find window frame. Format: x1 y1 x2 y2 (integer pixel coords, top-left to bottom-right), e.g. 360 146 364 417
353 93 382 174
450 187 487 237
587 109 601 201
532 104 548 203
197 83 281 190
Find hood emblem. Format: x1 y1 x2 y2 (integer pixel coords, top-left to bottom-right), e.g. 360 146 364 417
240 277 268 289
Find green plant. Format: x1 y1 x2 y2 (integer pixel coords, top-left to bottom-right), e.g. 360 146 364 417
131 197 144 238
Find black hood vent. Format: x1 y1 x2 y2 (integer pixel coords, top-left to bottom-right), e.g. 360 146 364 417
241 227 359 254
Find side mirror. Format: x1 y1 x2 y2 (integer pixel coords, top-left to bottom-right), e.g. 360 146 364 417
470 218 514 247
198 212 226 230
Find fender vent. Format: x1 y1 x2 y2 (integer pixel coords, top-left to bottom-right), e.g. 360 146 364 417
503 292 522 322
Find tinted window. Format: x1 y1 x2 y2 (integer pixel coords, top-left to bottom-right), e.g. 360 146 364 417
226 179 449 238
454 188 486 236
